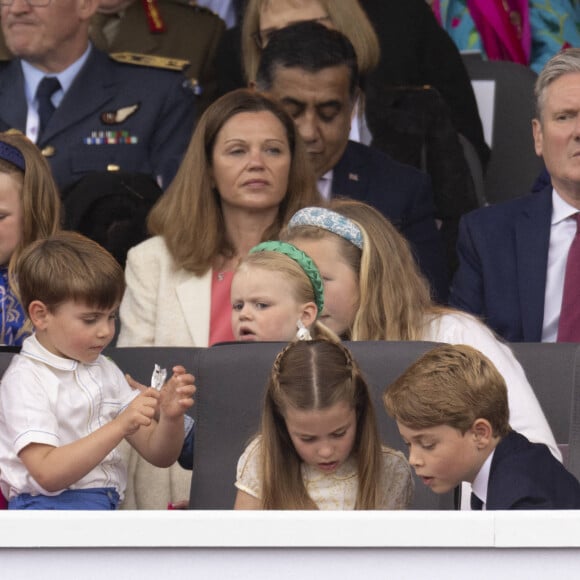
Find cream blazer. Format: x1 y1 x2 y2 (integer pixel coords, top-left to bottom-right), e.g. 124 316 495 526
118 235 212 347
117 235 212 509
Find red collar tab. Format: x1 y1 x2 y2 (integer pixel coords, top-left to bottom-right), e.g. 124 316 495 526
142 0 165 33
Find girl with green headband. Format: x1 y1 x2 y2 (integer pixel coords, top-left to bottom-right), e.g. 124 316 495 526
231 241 336 342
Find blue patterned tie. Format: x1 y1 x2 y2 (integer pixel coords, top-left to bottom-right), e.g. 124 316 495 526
36 76 61 139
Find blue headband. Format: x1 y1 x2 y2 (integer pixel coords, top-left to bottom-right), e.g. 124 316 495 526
0 142 25 171
288 207 364 249
249 240 324 314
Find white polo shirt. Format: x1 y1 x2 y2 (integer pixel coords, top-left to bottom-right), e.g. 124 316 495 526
0 335 138 500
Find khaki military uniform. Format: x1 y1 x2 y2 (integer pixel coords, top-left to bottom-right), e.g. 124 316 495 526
0 0 225 113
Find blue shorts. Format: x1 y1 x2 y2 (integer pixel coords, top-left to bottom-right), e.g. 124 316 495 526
8 487 120 510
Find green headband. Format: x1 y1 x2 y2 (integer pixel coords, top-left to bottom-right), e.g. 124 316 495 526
249 241 324 314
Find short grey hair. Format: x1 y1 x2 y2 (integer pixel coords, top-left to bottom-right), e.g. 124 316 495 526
535 48 580 120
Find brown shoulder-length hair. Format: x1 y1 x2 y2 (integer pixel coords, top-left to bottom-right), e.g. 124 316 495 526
147 89 320 275
260 338 384 509
242 0 380 84
0 131 61 272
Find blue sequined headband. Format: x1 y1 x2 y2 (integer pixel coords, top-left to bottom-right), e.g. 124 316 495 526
249 240 325 314
0 142 25 171
288 207 364 249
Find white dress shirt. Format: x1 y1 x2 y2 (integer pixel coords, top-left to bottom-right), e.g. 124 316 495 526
470 450 495 510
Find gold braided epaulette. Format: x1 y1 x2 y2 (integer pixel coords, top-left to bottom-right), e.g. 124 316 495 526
110 52 190 72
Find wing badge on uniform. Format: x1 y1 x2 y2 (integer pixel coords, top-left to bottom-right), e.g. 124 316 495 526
101 104 140 125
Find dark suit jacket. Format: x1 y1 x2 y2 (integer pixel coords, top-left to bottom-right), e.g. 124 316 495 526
333 141 449 303
450 186 552 341
0 48 196 192
90 0 225 113
485 431 580 510
361 0 488 167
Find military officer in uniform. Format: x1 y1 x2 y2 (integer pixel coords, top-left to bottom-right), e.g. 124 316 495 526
0 0 197 192
90 0 225 113
0 1 225 114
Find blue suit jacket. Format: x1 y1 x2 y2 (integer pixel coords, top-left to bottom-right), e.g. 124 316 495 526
332 141 449 303
485 431 580 510
0 48 196 191
450 186 552 341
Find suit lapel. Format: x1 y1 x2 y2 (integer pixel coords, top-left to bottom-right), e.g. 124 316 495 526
0 61 27 130
176 271 212 347
331 141 370 201
515 188 552 341
39 49 118 145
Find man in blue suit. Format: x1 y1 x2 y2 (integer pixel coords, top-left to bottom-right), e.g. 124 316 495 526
0 0 196 192
255 21 449 303
450 48 580 342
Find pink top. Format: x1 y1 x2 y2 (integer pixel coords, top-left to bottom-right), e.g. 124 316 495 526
209 269 235 346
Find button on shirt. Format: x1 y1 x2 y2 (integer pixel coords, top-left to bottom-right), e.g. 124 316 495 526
23 44 92 143
0 334 138 501
542 190 580 342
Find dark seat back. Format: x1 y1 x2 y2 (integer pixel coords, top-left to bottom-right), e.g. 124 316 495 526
188 341 454 510
462 57 544 203
509 342 580 479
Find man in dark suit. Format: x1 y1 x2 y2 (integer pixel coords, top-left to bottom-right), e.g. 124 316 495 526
450 48 580 342
256 21 449 303
0 0 196 192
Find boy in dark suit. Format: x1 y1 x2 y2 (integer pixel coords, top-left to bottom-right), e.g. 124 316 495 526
384 344 580 510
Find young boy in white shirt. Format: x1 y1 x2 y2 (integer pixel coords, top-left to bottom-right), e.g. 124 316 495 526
0 231 196 509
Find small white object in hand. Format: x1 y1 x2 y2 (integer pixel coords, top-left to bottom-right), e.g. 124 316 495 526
151 364 167 391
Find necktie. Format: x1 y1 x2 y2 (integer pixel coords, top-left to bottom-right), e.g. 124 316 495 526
36 76 61 140
558 213 580 342
470 492 483 510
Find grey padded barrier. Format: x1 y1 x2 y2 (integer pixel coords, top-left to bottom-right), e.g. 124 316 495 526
187 341 454 510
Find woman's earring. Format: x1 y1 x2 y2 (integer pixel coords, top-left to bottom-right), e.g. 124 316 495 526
296 319 312 341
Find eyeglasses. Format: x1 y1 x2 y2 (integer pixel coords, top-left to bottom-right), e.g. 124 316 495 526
0 0 52 6
252 16 332 49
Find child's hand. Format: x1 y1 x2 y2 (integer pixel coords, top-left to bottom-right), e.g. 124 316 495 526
159 365 196 420
117 388 160 436
125 373 147 393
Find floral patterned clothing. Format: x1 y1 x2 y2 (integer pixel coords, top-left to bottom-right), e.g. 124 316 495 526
432 0 580 73
0 267 28 346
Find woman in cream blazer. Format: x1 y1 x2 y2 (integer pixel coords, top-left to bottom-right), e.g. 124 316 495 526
116 89 320 508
